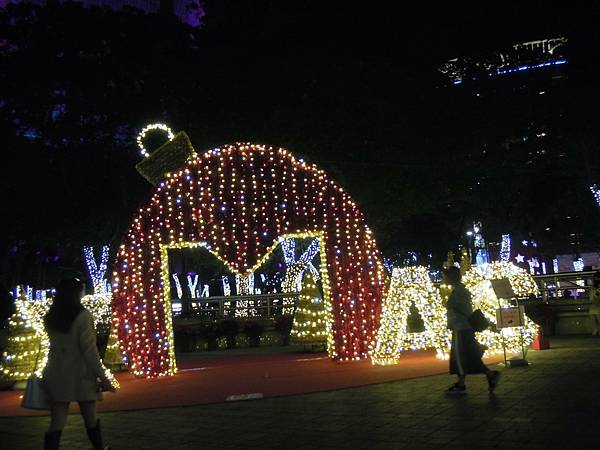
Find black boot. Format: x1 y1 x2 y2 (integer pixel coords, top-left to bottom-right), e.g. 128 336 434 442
86 419 110 450
44 430 61 450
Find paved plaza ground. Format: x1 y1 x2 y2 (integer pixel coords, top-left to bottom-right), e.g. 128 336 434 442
1 337 598 449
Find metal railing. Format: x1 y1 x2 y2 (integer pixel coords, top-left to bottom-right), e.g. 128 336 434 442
172 292 300 320
532 270 598 305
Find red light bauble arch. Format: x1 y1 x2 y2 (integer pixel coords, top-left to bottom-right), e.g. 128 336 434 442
113 143 387 377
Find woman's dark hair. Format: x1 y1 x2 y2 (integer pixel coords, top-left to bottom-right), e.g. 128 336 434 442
44 278 85 333
444 266 462 284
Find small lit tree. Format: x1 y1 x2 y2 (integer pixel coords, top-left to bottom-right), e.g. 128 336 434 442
0 296 49 382
290 272 327 347
102 323 124 370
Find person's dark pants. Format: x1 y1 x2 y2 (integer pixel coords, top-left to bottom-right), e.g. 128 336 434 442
449 329 488 375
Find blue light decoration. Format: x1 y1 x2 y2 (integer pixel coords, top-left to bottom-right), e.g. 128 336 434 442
500 234 511 262
382 257 395 274
12 285 33 301
222 275 231 296
495 59 567 76
553 258 559 273
200 285 210 297
573 258 584 272
440 38 568 86
402 251 418 266
472 222 489 266
590 184 600 207
171 274 183 299
83 245 110 294
281 237 321 291
186 274 199 299
527 257 540 275
281 238 296 266
235 273 255 295
34 289 51 301
298 238 320 274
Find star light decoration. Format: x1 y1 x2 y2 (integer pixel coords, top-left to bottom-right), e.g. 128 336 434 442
113 142 387 377
371 266 450 365
462 262 539 356
136 123 175 158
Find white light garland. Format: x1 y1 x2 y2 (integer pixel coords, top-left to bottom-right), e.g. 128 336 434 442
172 274 183 299
136 123 175 158
186 274 199 299
527 257 540 275
200 285 210 297
500 234 511 262
84 245 110 295
222 276 231 296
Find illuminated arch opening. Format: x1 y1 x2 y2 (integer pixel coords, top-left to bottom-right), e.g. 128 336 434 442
113 143 387 377
371 266 450 365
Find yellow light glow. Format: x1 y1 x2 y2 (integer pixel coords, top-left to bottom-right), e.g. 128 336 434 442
371 266 450 365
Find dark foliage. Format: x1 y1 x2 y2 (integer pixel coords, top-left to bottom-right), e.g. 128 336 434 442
218 319 238 349
243 322 263 347
274 315 293 346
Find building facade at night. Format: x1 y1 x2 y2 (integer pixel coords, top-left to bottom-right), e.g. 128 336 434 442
438 37 594 273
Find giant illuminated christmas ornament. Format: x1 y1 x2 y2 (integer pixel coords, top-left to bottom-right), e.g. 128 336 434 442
113 133 387 377
462 262 539 356
371 266 450 365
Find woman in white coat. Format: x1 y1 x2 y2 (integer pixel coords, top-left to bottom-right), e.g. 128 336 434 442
589 281 600 336
42 278 117 449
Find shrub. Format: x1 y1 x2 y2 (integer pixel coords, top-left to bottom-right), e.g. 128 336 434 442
274 315 294 346
243 322 264 347
200 322 221 351
218 319 239 349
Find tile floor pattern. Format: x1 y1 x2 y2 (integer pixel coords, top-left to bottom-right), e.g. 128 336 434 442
1 337 599 449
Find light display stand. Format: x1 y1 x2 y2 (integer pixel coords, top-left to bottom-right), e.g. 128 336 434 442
491 279 528 367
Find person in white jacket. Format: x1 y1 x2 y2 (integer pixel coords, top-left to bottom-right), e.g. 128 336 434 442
589 281 600 336
42 278 117 449
443 266 500 395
